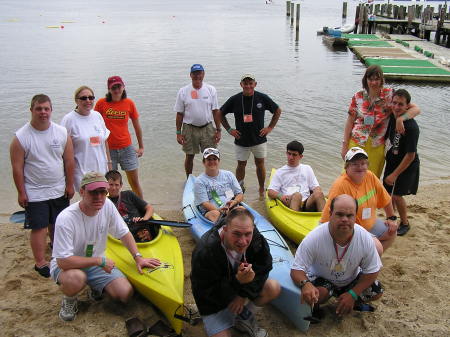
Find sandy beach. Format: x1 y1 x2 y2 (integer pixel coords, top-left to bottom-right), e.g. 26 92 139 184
1 183 449 337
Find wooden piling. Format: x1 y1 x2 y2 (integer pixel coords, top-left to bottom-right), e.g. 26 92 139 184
434 7 445 44
290 2 294 26
354 5 360 34
286 1 291 16
295 3 300 41
342 2 347 19
407 5 414 34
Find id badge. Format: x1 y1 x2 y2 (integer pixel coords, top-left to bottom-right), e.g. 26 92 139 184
85 242 95 257
362 207 371 220
191 90 198 99
384 138 392 156
90 136 100 146
286 186 300 195
225 189 234 200
243 114 253 123
364 116 374 126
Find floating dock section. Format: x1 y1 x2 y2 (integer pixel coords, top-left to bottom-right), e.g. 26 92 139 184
344 34 450 82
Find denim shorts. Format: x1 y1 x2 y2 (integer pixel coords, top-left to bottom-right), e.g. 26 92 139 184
110 145 139 171
369 218 389 238
235 143 267 161
24 195 69 230
51 264 125 292
202 307 235 337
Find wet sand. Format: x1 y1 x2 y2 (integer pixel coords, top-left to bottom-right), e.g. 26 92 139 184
0 183 449 337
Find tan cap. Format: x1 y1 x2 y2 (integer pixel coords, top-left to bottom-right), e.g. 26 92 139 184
81 172 109 191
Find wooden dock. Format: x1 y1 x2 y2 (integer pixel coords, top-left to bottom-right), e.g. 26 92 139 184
344 33 450 82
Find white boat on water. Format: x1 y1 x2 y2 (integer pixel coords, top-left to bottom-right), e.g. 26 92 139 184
317 23 355 35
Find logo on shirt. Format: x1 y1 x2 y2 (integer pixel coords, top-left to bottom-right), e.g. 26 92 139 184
105 108 126 120
256 103 263 109
50 138 61 149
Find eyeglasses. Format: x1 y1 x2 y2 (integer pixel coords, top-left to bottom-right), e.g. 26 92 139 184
77 96 95 101
88 189 108 196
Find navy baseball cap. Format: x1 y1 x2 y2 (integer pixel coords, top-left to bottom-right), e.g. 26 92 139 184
190 64 204 72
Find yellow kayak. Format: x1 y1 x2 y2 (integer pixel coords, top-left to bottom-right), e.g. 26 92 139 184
106 214 184 334
265 168 321 244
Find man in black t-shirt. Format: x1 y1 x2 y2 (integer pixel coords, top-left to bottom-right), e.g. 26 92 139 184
383 89 420 237
106 170 154 241
221 74 282 198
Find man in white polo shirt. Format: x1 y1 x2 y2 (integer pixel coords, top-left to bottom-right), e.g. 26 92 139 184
174 64 222 177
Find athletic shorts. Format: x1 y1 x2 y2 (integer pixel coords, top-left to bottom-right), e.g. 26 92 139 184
182 123 216 155
110 145 139 171
383 161 419 196
51 265 125 293
202 307 236 337
24 195 69 230
313 274 383 302
235 143 267 161
369 218 389 238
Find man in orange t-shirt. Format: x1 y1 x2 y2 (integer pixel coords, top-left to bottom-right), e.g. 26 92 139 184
321 147 398 256
95 76 144 198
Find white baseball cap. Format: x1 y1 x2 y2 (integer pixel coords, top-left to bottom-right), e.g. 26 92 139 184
345 147 368 161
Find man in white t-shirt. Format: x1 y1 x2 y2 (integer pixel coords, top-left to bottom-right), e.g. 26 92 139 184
50 172 161 322
291 194 383 319
174 64 222 177
268 141 325 212
10 94 75 278
194 148 244 222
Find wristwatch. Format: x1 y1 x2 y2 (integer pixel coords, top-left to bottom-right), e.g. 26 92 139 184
133 252 143 259
299 279 311 289
386 216 397 221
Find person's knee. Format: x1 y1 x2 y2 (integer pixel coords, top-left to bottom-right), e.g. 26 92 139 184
254 158 265 168
262 279 281 301
317 286 330 304
291 192 302 202
373 237 384 256
205 210 221 222
311 189 324 199
237 160 247 168
60 269 87 293
107 278 134 303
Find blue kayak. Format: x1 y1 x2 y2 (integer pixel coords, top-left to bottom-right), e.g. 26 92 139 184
182 175 310 332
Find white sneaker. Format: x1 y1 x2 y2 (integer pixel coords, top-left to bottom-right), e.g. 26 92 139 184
235 313 268 337
59 296 78 321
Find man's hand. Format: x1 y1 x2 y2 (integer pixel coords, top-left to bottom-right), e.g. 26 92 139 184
135 256 161 274
385 219 398 235
18 191 28 208
65 184 75 200
236 263 255 284
228 296 246 315
384 174 396 186
136 147 144 157
336 292 355 316
176 134 185 145
229 129 241 139
101 257 116 274
301 282 319 306
214 130 221 144
259 126 273 137
395 118 405 135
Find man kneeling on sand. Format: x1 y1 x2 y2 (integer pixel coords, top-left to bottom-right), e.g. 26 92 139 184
50 172 161 321
267 141 325 212
291 195 383 320
191 207 280 337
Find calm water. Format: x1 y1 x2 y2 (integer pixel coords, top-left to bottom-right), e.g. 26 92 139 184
1 0 449 213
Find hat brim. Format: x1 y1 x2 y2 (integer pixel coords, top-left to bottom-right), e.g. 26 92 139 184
203 153 220 159
108 81 124 89
84 182 109 191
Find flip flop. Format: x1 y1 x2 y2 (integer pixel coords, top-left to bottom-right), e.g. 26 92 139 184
125 317 147 337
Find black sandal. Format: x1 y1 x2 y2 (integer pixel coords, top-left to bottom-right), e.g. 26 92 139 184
34 264 50 278
397 222 410 236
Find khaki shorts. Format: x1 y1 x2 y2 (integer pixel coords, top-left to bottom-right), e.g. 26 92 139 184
235 143 267 161
182 122 216 154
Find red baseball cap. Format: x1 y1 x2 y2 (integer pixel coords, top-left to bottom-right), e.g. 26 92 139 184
107 76 125 89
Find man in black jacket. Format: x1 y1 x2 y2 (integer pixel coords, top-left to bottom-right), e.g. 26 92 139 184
191 207 280 337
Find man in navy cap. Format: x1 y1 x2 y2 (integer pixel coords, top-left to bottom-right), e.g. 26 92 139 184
174 64 222 177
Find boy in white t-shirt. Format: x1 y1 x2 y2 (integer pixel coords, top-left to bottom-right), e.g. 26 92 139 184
268 141 325 212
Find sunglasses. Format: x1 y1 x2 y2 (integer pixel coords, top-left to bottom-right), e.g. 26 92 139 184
88 189 108 196
77 96 95 101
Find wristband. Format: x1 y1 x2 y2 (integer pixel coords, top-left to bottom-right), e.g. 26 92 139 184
226 127 234 133
176 130 181 135
277 193 283 199
348 289 358 300
107 160 112 164
99 256 106 268
401 113 409 121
